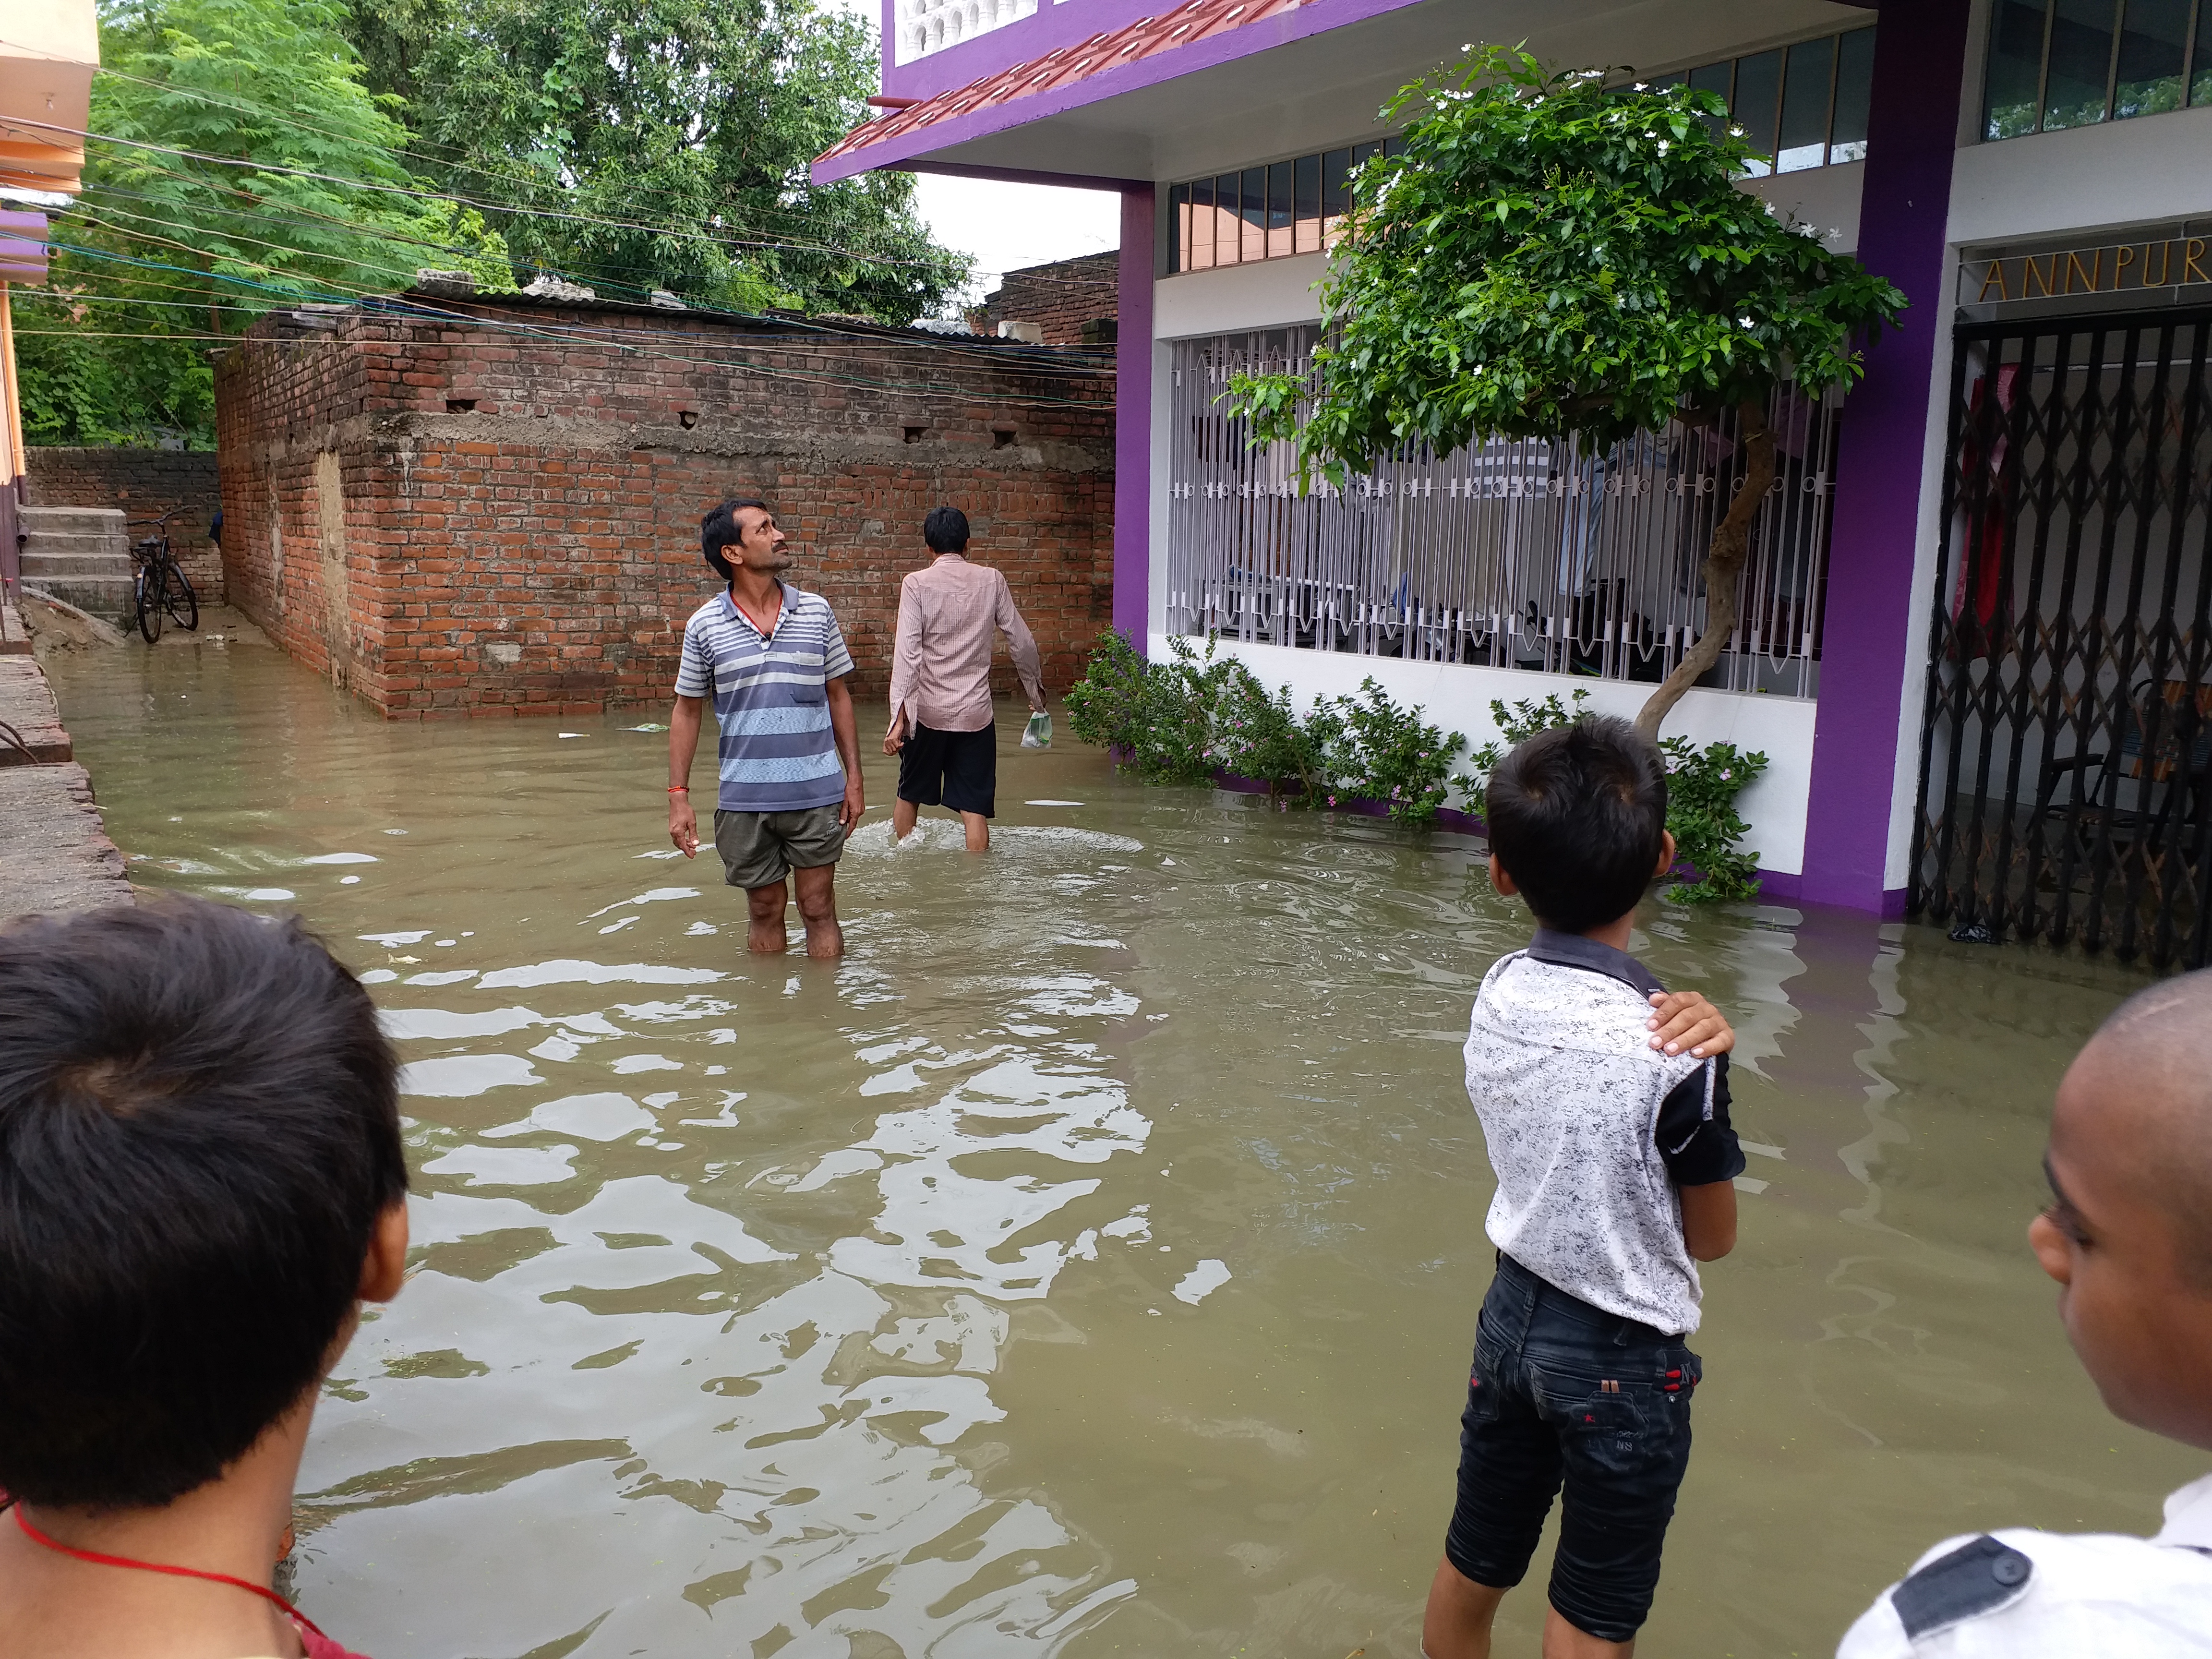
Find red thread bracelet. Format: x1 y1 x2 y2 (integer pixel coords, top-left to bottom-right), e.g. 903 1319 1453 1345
667 785 688 793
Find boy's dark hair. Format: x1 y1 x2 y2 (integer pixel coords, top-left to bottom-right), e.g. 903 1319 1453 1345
0 899 406 1511
923 504 970 554
1487 715 1670 933
701 496 770 581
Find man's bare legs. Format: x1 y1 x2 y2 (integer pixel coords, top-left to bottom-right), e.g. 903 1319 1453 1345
1422 1558 1632 1659
745 868 844 957
791 863 843 958
745 882 790 955
890 798 989 852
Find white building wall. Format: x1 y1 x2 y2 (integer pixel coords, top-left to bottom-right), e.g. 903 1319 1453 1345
1948 103 2212 247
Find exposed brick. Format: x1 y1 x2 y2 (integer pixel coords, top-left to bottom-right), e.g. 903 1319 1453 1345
214 301 1116 719
967 252 1119 347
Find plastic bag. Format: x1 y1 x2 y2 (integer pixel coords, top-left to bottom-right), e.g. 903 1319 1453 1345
1021 711 1052 750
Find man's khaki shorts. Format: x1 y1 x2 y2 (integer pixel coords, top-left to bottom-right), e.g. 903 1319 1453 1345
712 805 846 891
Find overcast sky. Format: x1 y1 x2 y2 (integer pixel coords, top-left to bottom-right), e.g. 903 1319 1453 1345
816 0 1122 305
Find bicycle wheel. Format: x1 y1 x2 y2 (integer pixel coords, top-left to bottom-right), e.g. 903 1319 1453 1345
161 559 199 631
135 567 162 643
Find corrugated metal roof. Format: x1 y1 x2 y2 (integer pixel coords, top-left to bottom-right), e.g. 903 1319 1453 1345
817 0 1306 166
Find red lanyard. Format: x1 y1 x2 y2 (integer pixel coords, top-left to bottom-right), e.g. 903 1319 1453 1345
12 1503 330 1639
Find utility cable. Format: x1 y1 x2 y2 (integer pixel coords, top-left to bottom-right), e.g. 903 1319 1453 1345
34 240 1115 405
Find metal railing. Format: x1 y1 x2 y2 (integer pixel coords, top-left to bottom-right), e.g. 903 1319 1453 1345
1164 328 1841 697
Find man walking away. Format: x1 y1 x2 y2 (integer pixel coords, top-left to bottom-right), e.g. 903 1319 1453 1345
668 497 864 958
883 505 1045 854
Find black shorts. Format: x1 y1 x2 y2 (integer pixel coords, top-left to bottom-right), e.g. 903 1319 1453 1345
897 720 997 817
1443 1254 1699 1642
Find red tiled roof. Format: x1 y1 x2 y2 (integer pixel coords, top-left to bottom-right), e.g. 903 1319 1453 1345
818 0 1307 164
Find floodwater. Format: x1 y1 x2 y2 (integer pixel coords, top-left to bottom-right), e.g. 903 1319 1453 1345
42 637 2196 1659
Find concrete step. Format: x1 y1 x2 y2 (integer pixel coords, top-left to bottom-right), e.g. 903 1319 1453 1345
26 578 136 626
24 551 135 578
19 506 128 540
23 540 132 566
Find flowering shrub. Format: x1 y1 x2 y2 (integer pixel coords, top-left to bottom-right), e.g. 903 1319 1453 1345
1064 633 1464 823
1452 688 1768 903
1657 738 1767 903
1310 678 1465 824
1065 632 1241 786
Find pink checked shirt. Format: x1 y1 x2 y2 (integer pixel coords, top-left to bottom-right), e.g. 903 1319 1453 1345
887 554 1044 734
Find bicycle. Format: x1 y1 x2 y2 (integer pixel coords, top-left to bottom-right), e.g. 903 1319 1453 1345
126 510 200 643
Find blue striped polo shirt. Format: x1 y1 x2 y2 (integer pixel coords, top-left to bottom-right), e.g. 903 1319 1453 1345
674 584 854 814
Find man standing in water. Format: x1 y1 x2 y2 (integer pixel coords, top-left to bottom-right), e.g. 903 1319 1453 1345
668 497 864 958
882 504 1046 853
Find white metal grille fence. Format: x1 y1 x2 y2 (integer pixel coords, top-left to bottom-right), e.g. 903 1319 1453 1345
1164 327 1842 697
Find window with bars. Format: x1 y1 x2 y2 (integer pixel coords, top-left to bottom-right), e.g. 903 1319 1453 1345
1166 138 1405 274
1647 25 1877 176
1984 0 2212 139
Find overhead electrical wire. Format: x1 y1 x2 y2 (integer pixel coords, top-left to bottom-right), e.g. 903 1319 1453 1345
2 111 963 277
40 200 1114 379
33 237 1115 407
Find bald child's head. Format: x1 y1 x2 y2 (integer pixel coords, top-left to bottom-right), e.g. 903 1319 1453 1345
2032 970 2212 1448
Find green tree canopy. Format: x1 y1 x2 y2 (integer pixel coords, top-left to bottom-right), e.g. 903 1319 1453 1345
344 0 970 320
1229 47 1907 736
20 0 511 444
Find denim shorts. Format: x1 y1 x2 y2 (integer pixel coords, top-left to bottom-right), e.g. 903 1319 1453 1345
1443 1253 1701 1643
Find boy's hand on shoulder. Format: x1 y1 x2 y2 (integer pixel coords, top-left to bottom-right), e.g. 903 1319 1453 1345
1647 990 1735 1059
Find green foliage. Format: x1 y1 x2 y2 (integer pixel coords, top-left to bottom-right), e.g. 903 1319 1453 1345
345 0 971 320
1451 688 1767 903
1309 678 1464 823
1226 46 1908 488
1455 689 1594 819
1061 628 1153 758
1212 668 1324 803
19 0 514 445
1062 634 1465 825
21 0 970 444
1658 738 1768 903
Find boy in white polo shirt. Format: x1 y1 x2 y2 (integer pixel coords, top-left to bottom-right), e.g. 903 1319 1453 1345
1424 715 1744 1659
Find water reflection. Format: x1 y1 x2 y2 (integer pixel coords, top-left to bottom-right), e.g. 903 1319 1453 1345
43 641 2189 1658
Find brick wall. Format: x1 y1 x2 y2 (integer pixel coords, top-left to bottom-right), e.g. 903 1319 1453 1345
213 299 1115 718
24 447 225 604
969 252 1119 346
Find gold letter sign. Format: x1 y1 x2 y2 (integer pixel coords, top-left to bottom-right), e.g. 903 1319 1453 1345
1967 235 2212 306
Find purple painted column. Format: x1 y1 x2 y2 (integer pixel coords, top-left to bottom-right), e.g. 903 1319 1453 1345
1112 184 1155 648
1799 0 1972 914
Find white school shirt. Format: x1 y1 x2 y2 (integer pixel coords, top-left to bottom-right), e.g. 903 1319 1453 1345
1837 1471 2212 1656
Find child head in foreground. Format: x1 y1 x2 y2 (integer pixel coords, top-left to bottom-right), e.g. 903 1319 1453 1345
0 898 407 1659
1486 714 1673 937
2031 967 2212 1448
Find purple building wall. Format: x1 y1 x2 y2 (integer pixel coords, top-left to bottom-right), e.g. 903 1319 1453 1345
1113 186 1154 645
1800 0 1972 914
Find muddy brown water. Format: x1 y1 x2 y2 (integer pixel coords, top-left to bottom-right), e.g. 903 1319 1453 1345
41 638 2193 1659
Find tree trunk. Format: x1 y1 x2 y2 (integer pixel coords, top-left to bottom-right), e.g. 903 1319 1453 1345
1634 397 1777 743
